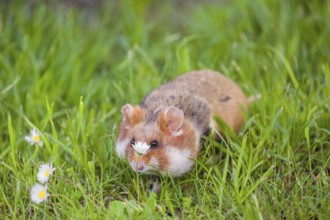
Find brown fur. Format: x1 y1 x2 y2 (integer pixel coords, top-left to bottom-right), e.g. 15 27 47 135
141 70 248 134
115 70 254 176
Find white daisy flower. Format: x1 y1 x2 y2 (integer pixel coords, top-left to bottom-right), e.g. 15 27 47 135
37 163 55 183
30 183 49 204
132 141 150 155
25 128 43 147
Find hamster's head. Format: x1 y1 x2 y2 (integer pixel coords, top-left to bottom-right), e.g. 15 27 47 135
115 104 198 177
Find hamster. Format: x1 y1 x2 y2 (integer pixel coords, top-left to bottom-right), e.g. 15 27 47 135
115 70 255 177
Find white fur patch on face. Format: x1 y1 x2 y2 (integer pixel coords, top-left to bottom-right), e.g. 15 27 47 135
164 146 195 176
115 139 129 158
132 141 150 155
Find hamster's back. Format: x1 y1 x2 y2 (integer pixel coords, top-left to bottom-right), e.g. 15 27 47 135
140 70 248 133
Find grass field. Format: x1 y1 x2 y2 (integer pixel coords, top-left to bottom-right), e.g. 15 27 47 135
0 0 329 219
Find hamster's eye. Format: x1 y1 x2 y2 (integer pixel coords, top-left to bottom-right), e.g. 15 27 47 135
131 138 136 146
150 140 158 148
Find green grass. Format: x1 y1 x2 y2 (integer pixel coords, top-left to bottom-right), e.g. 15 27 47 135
1 0 329 219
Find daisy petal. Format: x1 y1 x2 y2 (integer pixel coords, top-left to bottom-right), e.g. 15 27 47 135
37 163 55 183
30 183 48 204
132 141 151 155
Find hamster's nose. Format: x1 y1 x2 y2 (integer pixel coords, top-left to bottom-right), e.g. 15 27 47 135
130 161 145 172
137 164 144 171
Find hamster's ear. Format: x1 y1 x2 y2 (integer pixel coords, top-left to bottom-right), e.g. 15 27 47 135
121 104 144 128
160 106 184 136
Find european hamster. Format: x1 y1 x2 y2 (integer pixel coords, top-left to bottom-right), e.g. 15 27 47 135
115 70 256 177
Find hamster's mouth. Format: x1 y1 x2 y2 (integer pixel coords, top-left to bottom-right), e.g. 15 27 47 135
129 161 160 175
129 161 147 173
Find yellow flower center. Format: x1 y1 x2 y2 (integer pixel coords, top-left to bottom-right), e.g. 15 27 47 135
45 170 50 177
33 135 40 142
39 190 46 199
